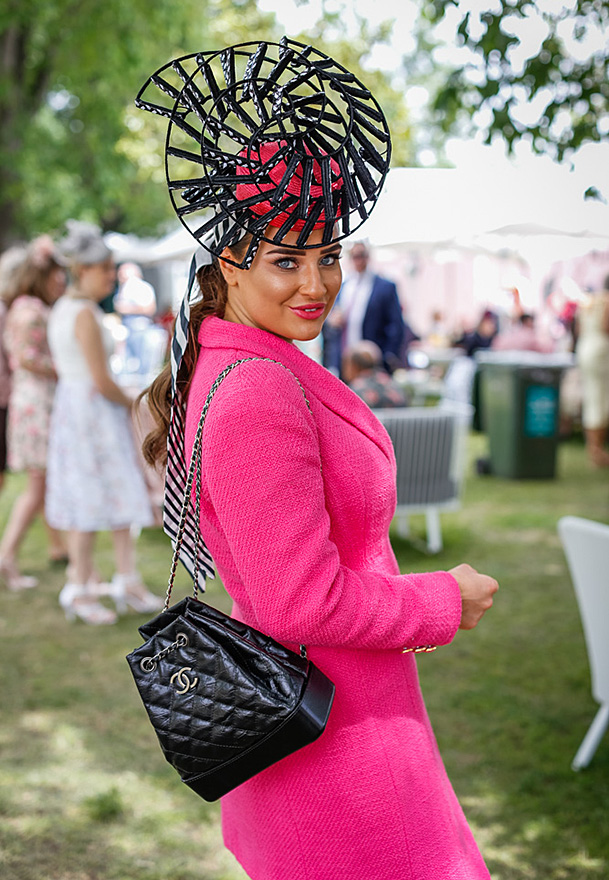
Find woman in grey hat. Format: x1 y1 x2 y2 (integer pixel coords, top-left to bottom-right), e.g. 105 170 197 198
46 221 162 624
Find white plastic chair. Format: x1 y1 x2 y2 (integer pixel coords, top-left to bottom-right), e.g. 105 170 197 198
376 402 473 553
557 515 609 770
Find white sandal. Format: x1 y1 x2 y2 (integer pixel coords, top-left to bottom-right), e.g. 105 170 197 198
65 565 113 597
59 583 117 625
110 572 163 615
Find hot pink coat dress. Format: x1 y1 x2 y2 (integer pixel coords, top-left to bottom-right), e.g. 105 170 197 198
185 316 491 880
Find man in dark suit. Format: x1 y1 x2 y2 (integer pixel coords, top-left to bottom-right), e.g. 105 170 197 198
323 242 405 376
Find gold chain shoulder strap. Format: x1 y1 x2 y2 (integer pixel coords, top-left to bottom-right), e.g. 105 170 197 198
164 357 312 611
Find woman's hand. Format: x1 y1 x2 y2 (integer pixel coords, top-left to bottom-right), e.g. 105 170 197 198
449 563 499 630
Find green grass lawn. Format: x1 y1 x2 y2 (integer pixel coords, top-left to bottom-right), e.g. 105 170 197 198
0 432 608 879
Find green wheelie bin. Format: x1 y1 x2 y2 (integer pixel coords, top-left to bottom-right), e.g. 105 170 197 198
477 352 573 479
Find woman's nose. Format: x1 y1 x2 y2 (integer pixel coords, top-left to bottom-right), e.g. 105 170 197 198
299 261 325 297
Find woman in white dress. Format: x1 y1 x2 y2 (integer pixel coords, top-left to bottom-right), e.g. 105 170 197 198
46 221 162 624
576 276 609 467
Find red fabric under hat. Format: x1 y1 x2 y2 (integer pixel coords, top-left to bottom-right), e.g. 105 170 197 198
235 140 342 230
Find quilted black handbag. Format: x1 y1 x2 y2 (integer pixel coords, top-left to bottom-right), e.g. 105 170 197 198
126 359 335 802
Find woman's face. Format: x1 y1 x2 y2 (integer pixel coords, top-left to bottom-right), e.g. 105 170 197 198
221 228 342 342
77 257 116 301
46 266 67 303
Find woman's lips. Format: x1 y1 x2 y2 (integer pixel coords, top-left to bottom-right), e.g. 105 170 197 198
289 304 326 320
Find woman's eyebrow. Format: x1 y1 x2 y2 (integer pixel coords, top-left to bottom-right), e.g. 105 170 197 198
265 245 343 256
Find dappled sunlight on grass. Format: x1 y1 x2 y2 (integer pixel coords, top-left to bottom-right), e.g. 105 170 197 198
1 711 247 878
391 433 609 879
1 432 608 878
0 472 247 879
458 783 608 880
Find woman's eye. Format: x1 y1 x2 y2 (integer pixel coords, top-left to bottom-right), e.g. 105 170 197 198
320 254 339 266
275 258 296 269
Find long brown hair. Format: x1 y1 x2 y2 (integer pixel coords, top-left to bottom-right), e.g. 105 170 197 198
141 238 249 467
1 236 63 308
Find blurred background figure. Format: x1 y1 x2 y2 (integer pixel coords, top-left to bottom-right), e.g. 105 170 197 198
114 261 157 376
342 340 410 409
454 309 499 358
0 252 16 496
0 237 67 590
323 241 405 375
575 275 609 467
46 221 160 624
113 262 167 523
492 313 553 353
426 309 451 349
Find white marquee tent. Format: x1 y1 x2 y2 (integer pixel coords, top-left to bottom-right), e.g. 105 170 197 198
108 163 609 262
105 161 609 325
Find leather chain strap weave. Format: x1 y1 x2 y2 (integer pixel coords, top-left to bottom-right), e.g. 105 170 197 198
163 356 312 656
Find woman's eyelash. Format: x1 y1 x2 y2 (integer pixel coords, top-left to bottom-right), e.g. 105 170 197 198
273 254 340 269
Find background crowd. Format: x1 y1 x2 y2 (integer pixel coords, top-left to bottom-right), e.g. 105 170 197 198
0 219 607 629
316 239 609 471
0 223 163 622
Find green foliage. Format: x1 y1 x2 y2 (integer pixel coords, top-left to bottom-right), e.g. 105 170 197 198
0 0 415 249
0 0 280 246
289 10 414 167
421 0 609 161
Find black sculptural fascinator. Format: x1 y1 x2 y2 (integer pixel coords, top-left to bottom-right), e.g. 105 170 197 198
136 36 392 269
138 38 391 586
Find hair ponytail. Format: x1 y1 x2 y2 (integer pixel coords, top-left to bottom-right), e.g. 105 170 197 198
140 237 250 468
139 259 228 467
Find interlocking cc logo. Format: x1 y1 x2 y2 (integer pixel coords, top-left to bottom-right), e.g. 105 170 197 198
170 667 198 694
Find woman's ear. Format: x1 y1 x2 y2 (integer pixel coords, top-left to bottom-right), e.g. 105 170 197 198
218 251 241 288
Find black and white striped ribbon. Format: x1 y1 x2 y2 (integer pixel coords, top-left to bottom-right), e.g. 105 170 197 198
162 214 284 589
163 238 219 589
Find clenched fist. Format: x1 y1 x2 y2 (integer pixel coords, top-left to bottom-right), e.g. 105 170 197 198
449 563 499 630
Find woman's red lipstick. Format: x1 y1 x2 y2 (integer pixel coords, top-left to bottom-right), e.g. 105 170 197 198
289 304 326 320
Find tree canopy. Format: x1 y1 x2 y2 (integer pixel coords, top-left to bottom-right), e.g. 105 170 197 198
0 0 276 247
422 0 609 163
0 0 414 249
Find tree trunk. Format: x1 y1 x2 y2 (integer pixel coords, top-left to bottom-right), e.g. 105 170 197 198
0 103 25 250
0 21 53 250
0 25 26 249
0 187 21 251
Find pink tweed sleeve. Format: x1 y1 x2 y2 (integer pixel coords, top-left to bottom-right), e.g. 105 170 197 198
200 361 462 651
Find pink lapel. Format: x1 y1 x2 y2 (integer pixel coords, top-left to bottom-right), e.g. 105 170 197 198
200 317 394 461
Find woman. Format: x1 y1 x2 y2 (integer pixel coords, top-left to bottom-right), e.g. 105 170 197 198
46 221 161 624
140 40 498 879
576 276 609 467
0 247 23 498
0 298 9 493
0 237 67 590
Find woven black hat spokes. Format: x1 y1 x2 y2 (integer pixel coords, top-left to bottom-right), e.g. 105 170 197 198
136 38 391 268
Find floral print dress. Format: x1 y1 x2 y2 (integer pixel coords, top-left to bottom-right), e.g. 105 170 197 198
4 295 56 472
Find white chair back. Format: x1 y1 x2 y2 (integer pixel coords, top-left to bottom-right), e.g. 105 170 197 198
558 516 609 706
558 515 609 769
